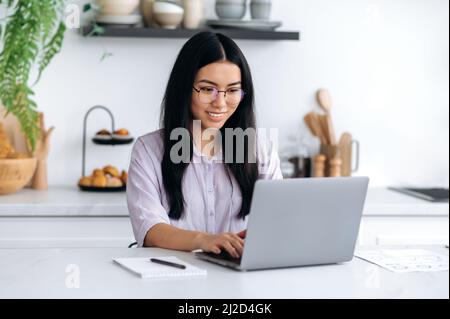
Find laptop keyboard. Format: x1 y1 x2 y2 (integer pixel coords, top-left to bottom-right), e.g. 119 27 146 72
205 251 242 264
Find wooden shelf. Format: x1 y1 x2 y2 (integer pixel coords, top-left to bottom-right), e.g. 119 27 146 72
81 26 300 41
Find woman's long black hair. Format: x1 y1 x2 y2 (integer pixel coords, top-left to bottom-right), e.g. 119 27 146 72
160 31 259 220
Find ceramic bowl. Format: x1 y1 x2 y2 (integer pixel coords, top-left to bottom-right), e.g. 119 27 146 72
96 0 139 16
250 2 271 20
215 3 246 20
216 0 246 4
153 1 184 29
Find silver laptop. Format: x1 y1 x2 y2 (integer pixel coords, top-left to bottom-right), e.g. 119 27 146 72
195 177 369 271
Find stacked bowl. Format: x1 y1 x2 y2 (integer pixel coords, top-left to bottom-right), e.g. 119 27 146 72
215 0 247 20
95 0 142 26
152 1 185 29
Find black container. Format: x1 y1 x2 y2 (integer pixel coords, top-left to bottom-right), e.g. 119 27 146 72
288 156 312 178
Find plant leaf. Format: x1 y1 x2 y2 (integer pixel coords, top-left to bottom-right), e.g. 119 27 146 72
0 0 66 151
83 3 92 12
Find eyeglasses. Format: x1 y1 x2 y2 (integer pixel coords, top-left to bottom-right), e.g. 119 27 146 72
193 86 246 105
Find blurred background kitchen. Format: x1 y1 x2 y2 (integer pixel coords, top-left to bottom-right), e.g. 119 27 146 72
2 0 449 187
0 0 448 248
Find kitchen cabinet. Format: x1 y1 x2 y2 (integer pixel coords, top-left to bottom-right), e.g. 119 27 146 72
0 186 134 248
358 216 448 246
0 217 134 248
358 188 449 246
0 186 448 248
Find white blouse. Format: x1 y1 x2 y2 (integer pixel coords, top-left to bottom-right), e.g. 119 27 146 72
127 129 283 246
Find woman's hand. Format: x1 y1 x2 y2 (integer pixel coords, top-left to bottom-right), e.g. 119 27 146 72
196 232 244 258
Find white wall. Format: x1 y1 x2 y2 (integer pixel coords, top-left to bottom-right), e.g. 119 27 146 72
25 0 449 187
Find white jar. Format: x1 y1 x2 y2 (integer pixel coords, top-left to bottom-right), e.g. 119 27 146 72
182 0 203 29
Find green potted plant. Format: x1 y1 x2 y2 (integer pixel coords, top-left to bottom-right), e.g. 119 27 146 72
0 0 66 192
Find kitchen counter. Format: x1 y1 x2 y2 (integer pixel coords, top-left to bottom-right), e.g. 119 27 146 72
0 186 448 217
0 186 126 217
0 246 447 299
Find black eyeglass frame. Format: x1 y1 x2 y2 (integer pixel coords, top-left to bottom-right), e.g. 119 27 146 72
193 86 246 103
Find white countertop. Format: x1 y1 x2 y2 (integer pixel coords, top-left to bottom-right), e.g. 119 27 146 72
0 186 126 217
0 246 447 299
0 186 448 217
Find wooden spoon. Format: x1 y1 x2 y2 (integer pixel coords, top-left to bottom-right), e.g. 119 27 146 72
317 89 333 112
304 112 327 144
318 114 330 145
316 89 336 145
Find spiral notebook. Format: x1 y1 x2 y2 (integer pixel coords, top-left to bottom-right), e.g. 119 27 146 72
113 256 207 278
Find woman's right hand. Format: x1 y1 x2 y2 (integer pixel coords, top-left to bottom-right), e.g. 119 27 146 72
196 232 244 258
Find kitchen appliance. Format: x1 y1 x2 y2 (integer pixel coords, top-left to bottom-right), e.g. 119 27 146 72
389 187 449 202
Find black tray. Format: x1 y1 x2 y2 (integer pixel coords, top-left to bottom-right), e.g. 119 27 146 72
78 185 126 192
92 137 134 145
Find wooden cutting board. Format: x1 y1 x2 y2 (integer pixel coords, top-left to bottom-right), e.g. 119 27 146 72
338 132 353 176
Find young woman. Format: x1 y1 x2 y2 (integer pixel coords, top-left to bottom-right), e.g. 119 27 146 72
127 31 282 258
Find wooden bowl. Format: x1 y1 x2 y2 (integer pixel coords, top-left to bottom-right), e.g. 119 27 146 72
0 158 37 195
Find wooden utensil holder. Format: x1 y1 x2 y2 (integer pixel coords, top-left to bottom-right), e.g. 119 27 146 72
319 140 360 177
319 144 340 177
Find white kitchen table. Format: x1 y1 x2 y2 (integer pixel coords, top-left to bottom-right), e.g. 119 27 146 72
0 246 447 299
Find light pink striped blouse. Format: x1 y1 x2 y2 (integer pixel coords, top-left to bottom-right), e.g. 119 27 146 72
127 129 282 247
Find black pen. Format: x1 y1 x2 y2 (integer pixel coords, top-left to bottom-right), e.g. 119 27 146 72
150 258 186 269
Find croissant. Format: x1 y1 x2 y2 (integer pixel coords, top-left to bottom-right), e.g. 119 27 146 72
78 176 92 187
103 165 120 177
92 175 107 187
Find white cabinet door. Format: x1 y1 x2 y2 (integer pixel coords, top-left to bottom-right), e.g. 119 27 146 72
358 216 449 246
0 217 135 248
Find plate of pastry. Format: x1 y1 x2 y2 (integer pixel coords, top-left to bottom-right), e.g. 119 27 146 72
93 128 134 145
93 129 112 140
78 165 128 192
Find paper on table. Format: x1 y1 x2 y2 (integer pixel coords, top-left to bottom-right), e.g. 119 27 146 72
113 256 207 279
355 249 449 273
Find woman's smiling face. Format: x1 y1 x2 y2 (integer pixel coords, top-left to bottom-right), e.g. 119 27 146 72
191 60 243 130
